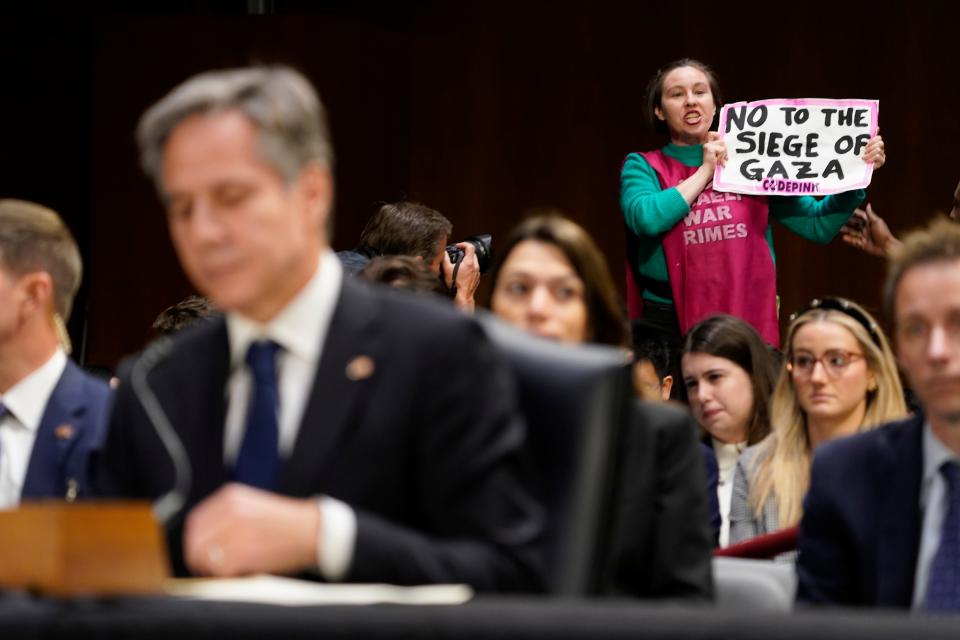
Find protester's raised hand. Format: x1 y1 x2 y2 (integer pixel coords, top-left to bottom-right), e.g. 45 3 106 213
862 133 886 169
701 131 728 170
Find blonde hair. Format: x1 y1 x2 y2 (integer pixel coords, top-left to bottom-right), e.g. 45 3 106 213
748 301 906 527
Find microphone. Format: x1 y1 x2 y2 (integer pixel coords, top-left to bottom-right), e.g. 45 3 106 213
130 337 192 527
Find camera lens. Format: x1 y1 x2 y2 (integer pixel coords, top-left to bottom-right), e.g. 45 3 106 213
445 234 493 274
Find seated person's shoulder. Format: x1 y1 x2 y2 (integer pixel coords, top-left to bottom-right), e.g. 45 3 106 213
811 415 919 481
351 276 479 341
631 398 694 435
819 415 915 457
114 314 226 384
738 440 769 467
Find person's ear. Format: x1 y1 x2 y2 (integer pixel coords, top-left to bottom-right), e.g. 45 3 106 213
654 105 665 122
660 375 674 401
18 271 54 316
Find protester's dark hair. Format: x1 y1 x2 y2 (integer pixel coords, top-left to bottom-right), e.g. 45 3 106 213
359 255 445 295
682 314 775 445
358 202 453 262
152 295 219 335
631 320 671 381
644 58 722 137
489 212 629 348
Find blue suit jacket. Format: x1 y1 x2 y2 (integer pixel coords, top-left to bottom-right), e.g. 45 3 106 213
20 360 113 501
796 414 924 608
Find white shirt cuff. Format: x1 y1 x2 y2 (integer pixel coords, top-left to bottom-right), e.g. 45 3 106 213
317 496 356 581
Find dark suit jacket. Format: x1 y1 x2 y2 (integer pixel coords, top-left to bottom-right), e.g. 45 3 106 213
603 400 714 600
21 360 113 501
796 414 924 608
701 442 721 545
97 278 544 591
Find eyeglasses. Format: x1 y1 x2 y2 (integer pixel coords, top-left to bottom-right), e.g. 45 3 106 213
786 350 864 378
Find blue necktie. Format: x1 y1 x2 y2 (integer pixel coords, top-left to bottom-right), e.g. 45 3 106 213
232 341 282 491
926 461 960 612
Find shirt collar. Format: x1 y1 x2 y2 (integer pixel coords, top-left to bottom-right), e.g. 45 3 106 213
712 438 746 466
663 142 705 167
226 250 343 368
922 421 960 485
0 348 68 432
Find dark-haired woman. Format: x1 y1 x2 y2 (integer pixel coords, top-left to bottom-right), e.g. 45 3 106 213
621 58 886 345
490 213 714 599
681 314 778 546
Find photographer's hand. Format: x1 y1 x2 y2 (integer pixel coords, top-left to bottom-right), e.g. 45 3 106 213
443 242 481 313
840 204 900 257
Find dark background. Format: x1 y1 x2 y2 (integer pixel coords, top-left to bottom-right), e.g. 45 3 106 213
0 1 954 368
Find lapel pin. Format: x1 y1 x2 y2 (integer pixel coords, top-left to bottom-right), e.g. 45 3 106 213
55 423 75 440
345 355 375 381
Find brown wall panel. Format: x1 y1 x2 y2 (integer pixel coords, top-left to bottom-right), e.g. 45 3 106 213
1 2 955 366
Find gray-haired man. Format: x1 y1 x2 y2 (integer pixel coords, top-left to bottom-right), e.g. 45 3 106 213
98 67 543 590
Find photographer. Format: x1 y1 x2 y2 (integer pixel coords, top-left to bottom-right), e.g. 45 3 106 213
442 236 492 313
840 177 960 257
337 201 485 312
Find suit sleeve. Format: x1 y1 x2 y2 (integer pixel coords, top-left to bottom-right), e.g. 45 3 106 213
346 317 544 592
95 357 177 503
795 446 857 606
647 404 715 600
95 376 146 498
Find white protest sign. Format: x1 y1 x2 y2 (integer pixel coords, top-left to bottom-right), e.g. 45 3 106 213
713 98 878 196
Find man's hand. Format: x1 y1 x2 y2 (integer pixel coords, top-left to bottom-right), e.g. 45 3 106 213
183 483 321 577
840 203 901 258
442 242 481 312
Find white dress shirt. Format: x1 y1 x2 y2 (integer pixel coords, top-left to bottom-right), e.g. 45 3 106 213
223 250 355 580
713 438 746 548
912 423 960 608
0 348 67 509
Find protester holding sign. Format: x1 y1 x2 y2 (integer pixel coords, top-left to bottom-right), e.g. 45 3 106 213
621 58 886 346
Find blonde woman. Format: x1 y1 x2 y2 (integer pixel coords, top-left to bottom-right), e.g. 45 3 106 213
729 298 907 544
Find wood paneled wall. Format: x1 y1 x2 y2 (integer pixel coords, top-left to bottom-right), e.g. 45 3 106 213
1 2 954 366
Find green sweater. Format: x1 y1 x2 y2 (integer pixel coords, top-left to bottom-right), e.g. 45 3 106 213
620 143 865 303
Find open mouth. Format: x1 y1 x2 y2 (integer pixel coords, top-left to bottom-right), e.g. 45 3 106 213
683 112 702 125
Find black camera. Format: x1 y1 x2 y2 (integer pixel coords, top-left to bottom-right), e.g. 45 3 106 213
446 233 493 274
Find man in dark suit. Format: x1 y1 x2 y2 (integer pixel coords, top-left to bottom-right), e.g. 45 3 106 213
0 199 112 508
97 66 542 591
604 400 715 600
797 217 960 610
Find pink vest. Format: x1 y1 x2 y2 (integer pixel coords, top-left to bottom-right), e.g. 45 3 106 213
639 150 780 346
